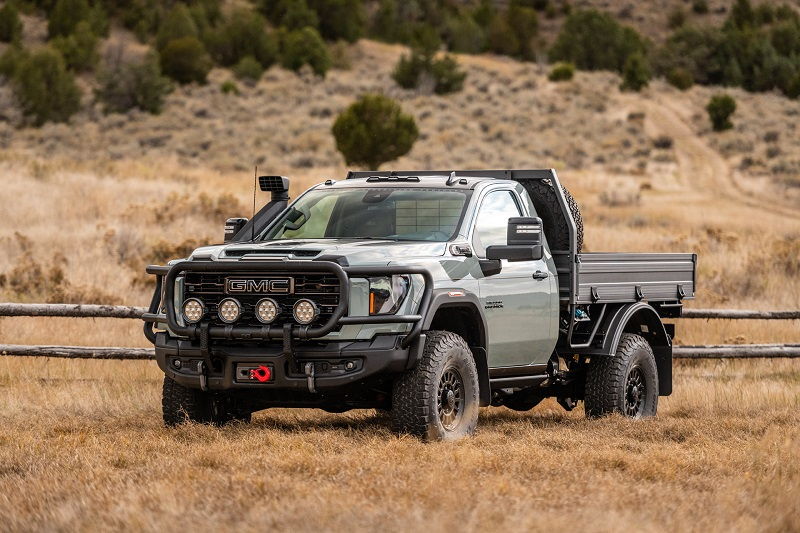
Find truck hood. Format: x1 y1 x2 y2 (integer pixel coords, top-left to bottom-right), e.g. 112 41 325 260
187 239 448 266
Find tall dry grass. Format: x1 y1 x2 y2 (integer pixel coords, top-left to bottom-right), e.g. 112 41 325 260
0 357 797 532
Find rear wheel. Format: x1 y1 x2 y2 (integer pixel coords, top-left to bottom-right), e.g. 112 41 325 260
584 333 658 419
391 331 480 441
162 376 250 426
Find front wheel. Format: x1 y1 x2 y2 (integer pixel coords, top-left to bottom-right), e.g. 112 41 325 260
391 331 480 441
584 333 659 419
162 376 251 426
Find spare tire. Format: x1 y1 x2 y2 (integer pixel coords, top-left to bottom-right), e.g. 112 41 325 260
521 179 583 253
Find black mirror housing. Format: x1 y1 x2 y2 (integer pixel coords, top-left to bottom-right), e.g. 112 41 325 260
486 244 543 262
484 217 544 262
507 217 543 246
224 217 248 242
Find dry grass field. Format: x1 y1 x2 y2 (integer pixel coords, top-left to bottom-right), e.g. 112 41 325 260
0 358 798 532
1 37 799 532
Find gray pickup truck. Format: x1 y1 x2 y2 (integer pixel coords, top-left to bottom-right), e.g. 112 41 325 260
143 169 696 441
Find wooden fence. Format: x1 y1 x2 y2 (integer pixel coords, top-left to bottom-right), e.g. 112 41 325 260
0 303 798 360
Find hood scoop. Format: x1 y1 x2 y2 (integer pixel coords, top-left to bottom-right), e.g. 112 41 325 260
224 248 321 259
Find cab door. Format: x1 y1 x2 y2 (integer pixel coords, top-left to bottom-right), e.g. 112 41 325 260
472 189 556 368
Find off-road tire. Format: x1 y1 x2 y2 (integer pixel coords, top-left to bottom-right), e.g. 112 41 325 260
584 333 658 419
162 376 250 426
521 179 584 253
391 331 480 441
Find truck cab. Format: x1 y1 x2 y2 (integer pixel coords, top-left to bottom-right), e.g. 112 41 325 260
144 169 696 441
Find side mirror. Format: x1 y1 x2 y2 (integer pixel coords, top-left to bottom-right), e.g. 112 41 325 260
485 217 544 262
224 217 248 242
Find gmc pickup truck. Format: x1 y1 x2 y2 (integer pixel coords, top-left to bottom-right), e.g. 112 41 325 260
143 169 696 441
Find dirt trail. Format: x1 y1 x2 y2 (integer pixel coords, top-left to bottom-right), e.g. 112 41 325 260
641 93 800 221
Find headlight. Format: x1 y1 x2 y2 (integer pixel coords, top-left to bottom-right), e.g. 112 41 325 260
255 298 280 324
369 275 410 315
293 299 319 324
182 298 205 323
217 298 241 323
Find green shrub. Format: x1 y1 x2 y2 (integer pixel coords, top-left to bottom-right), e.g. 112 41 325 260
280 26 330 76
220 79 239 95
309 0 365 43
159 36 212 84
549 9 647 72
369 0 413 44
548 62 575 81
785 73 800 99
332 93 418 169
232 55 263 83
430 55 466 94
487 15 519 56
156 3 198 51
507 3 538 60
727 0 755 30
472 0 495 28
444 12 485 54
391 51 427 89
620 51 650 91
204 8 278 68
770 21 800 58
0 45 25 78
95 50 172 114
282 0 318 30
484 5 537 59
692 0 709 14
87 3 109 37
48 0 90 38
0 3 23 43
666 66 693 90
392 51 467 94
51 21 98 71
706 94 736 131
12 47 81 126
667 8 687 30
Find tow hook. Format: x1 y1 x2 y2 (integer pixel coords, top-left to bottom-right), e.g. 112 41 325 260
557 396 577 411
304 362 316 394
197 360 208 391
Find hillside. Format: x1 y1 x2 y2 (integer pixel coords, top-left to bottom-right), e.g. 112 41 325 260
0 14 799 533
1 40 799 351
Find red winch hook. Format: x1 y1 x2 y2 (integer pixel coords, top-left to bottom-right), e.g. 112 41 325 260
249 365 272 383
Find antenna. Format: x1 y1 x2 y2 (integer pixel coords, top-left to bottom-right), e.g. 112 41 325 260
252 165 257 242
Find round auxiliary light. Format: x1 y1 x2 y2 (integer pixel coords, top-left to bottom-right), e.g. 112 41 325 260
293 299 319 325
255 298 280 324
182 298 205 324
217 298 241 323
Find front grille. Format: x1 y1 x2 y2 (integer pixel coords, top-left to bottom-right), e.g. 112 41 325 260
182 271 340 328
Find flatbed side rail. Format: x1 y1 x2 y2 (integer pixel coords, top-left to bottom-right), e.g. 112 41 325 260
141 261 433 348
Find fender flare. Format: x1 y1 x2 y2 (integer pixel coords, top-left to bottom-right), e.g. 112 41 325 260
420 289 491 406
597 302 673 396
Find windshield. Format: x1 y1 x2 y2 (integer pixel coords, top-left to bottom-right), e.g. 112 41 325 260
262 188 470 242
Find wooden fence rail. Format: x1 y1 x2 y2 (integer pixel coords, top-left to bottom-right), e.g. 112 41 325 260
1 344 799 360
1 303 799 360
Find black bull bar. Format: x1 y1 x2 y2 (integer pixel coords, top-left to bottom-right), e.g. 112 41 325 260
142 260 434 349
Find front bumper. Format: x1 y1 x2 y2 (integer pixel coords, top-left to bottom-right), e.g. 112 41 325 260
154 331 422 391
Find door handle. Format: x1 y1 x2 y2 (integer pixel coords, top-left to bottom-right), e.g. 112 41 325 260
533 270 548 280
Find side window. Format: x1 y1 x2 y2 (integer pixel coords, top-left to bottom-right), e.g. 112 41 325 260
519 188 537 217
473 190 522 257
